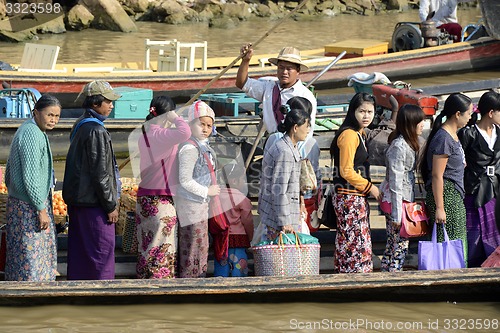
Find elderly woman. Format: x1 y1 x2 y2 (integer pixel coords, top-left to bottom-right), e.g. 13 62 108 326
4 94 61 281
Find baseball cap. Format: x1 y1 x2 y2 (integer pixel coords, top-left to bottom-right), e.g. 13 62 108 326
82 80 121 101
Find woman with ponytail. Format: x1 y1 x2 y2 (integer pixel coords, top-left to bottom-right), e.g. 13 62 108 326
419 93 473 267
458 91 500 267
136 96 191 279
256 105 311 242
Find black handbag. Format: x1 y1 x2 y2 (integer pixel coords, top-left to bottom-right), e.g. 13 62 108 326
316 183 337 229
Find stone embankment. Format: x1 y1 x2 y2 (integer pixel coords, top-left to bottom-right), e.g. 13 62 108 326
0 0 479 41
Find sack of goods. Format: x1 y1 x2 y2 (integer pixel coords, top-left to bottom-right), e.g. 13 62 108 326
251 231 320 277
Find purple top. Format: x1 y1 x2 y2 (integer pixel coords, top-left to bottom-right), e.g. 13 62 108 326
426 128 466 198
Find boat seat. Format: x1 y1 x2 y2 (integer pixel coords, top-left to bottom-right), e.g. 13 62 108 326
17 43 67 72
144 39 207 72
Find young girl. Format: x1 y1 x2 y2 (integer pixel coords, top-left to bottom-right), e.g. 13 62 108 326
214 162 254 277
136 96 191 279
420 93 473 267
176 101 220 278
329 92 381 273
256 107 311 242
458 91 500 267
380 104 426 272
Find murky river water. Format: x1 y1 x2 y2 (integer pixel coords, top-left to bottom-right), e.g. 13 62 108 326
1 7 499 331
0 302 498 332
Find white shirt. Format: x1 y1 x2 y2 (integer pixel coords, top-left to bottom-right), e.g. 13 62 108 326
242 77 317 139
476 124 498 151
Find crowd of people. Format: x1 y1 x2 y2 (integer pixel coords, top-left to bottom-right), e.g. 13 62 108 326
2 41 499 281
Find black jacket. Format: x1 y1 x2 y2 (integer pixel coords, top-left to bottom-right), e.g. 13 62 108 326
63 111 118 213
458 125 500 208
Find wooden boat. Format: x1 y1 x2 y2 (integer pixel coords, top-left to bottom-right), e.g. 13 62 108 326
0 268 498 305
2 36 500 108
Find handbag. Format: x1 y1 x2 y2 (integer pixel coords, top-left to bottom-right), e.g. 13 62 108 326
418 223 466 270
300 158 317 193
400 201 430 238
252 232 320 277
316 183 337 229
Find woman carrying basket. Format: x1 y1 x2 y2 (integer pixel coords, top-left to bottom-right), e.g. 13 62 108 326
255 105 311 242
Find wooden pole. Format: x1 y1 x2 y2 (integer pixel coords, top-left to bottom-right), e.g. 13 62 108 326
119 0 312 171
243 51 347 170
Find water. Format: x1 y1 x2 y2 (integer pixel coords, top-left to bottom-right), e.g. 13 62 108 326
1 7 499 330
0 302 498 332
0 8 485 64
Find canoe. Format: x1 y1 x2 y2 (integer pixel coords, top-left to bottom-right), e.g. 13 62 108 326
2 37 500 108
0 268 498 305
0 78 498 164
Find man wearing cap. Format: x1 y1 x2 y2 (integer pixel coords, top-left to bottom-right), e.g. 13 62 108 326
63 80 122 280
236 44 317 142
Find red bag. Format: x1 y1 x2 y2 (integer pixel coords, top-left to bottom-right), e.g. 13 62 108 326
400 201 430 238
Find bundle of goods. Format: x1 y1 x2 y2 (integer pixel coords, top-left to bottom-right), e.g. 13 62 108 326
117 177 138 235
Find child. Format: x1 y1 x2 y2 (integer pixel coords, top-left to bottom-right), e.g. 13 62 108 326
214 162 254 277
175 101 220 278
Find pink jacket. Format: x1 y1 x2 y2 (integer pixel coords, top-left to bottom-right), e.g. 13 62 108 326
137 117 191 196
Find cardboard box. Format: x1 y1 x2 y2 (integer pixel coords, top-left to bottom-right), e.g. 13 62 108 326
324 39 389 58
110 86 153 119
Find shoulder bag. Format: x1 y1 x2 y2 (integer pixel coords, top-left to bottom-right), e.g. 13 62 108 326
300 158 317 193
400 201 430 238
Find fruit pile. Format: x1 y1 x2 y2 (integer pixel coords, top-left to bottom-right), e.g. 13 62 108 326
52 191 67 216
122 183 138 197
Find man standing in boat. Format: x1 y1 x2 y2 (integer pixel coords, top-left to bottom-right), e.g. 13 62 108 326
63 80 121 280
235 44 317 147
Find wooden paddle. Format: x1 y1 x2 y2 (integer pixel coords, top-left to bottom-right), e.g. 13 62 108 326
243 51 347 170
118 0 312 171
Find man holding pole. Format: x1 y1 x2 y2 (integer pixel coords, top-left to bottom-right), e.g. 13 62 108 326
236 44 317 146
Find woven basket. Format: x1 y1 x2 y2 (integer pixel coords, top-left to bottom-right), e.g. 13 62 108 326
117 193 137 236
251 233 320 277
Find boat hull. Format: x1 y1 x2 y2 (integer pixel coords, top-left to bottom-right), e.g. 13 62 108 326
0 268 498 305
2 38 499 108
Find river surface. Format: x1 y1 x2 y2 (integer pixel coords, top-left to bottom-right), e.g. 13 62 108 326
0 8 486 64
1 7 500 331
0 301 498 332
